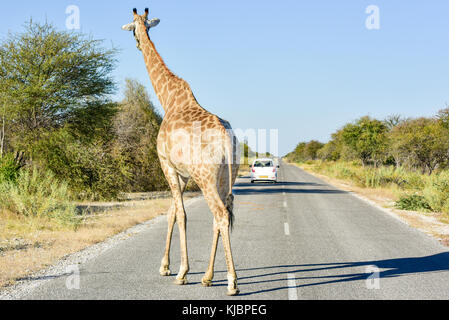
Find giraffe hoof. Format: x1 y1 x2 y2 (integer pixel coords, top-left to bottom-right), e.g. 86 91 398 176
159 266 171 276
174 278 188 285
226 288 240 296
159 269 171 276
201 279 213 287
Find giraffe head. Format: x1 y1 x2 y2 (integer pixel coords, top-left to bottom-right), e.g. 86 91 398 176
122 8 160 51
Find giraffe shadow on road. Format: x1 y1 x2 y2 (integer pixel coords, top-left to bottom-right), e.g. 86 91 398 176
201 252 449 296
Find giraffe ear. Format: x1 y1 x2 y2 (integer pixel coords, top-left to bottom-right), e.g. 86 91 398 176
122 22 136 31
145 18 160 30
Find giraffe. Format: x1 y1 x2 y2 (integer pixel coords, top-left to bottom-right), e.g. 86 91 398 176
122 8 240 296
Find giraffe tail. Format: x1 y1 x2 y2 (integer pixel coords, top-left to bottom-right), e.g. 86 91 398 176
224 133 236 231
225 193 235 231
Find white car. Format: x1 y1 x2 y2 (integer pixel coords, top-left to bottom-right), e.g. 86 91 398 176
250 158 279 183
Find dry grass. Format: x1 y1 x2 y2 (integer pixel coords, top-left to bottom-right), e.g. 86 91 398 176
0 198 174 288
238 165 251 178
292 162 449 247
238 157 254 178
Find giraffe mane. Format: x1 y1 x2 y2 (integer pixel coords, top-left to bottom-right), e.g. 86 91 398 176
143 28 200 104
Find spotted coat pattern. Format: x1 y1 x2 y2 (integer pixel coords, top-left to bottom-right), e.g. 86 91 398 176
126 9 240 295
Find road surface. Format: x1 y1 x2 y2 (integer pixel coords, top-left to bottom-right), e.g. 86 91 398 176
16 161 449 299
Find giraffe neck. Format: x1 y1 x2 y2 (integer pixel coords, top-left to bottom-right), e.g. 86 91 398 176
137 25 196 114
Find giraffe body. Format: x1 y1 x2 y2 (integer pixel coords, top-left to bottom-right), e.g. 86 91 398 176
123 8 240 296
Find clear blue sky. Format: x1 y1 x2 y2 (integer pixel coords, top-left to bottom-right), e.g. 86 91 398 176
1 1 449 156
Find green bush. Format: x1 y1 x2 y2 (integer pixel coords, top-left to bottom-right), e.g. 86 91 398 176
395 194 432 212
0 167 79 227
401 171 426 190
33 129 127 201
0 153 21 183
422 171 449 214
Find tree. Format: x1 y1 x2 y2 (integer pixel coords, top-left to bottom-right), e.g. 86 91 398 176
0 20 117 153
293 142 307 161
285 140 324 162
389 118 449 174
304 140 324 160
0 97 6 158
384 114 405 131
437 107 449 129
0 19 125 200
0 78 14 158
341 116 388 166
112 79 167 192
317 141 338 161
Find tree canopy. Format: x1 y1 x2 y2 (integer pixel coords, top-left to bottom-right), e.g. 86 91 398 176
112 79 166 192
0 20 170 200
341 116 388 166
287 109 449 174
0 20 117 153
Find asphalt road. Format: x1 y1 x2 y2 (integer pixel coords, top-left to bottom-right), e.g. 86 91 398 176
21 161 449 299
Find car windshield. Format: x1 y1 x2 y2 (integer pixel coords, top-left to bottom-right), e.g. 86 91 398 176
253 160 274 168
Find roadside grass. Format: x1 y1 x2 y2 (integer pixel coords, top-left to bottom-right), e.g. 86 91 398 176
238 164 251 178
0 198 172 288
238 156 256 177
292 160 449 223
0 167 80 228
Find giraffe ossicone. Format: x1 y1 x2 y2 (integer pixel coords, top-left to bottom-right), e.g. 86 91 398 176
122 8 241 296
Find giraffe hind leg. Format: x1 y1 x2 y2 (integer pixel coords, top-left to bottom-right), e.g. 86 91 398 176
202 188 239 295
201 217 219 287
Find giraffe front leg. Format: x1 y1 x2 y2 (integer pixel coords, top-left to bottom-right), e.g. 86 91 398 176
160 202 175 276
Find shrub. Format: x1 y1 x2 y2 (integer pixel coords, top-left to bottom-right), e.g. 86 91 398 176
0 153 21 183
401 171 426 190
395 194 432 212
33 129 127 201
422 171 449 213
0 167 79 227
